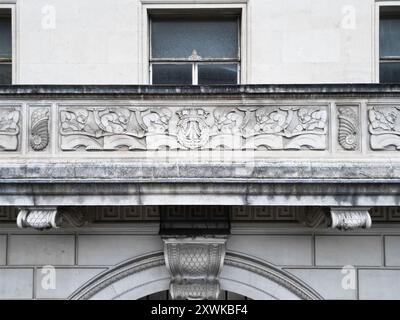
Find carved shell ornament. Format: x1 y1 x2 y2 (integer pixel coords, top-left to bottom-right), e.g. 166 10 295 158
338 107 358 150
30 108 50 151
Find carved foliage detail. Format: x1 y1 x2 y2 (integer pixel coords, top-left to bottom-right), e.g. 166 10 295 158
369 106 400 150
30 108 50 151
338 106 359 151
59 106 328 151
0 108 20 151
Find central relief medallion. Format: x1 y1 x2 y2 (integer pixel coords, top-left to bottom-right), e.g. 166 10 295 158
177 108 210 149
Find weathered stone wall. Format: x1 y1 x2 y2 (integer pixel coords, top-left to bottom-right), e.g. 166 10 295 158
13 0 376 84
0 216 399 300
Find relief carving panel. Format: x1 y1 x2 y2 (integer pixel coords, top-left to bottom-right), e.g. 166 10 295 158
369 106 400 150
59 105 328 151
30 107 50 151
0 107 20 151
337 106 360 151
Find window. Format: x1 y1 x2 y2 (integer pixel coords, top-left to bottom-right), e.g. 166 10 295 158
0 8 11 85
380 7 400 83
150 14 240 85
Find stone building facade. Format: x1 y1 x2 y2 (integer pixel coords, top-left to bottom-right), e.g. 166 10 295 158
0 0 400 300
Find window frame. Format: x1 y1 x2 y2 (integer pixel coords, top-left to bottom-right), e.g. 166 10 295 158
140 1 248 85
375 1 400 83
0 3 15 85
149 14 241 85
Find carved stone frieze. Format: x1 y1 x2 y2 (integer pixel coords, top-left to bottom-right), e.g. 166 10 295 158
163 238 227 300
59 105 328 151
369 106 400 150
330 207 372 231
0 108 20 151
338 106 359 151
30 107 50 151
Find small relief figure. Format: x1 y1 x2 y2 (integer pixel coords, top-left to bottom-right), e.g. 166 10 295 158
369 107 400 132
142 108 172 134
213 108 244 134
295 108 327 133
0 110 20 133
60 109 89 132
95 109 129 134
255 108 288 134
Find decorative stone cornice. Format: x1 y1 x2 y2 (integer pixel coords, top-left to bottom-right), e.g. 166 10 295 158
163 237 227 300
330 207 372 231
17 207 87 230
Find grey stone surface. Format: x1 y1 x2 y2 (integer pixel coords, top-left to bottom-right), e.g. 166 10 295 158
35 268 105 299
8 235 75 266
77 235 163 266
359 269 400 300
1 84 400 97
1 180 400 207
287 269 357 300
315 236 382 267
384 236 400 266
0 235 6 265
227 236 312 266
0 269 33 299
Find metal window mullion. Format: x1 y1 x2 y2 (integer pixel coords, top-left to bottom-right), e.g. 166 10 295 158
193 62 198 85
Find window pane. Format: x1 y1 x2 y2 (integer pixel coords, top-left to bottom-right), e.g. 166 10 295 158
0 64 11 84
380 17 400 57
198 64 238 85
152 64 192 85
151 17 238 59
380 62 400 83
0 16 11 59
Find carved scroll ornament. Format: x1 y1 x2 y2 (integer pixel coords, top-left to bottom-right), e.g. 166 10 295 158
17 207 87 230
330 208 372 231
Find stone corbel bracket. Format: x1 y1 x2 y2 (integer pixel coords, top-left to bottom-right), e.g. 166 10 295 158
17 207 60 230
17 207 87 230
163 237 227 300
330 207 372 231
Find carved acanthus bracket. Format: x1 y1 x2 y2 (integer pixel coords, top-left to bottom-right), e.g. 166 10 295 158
163 237 227 300
329 207 372 231
17 207 87 230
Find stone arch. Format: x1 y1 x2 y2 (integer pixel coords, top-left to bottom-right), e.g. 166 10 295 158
69 251 322 300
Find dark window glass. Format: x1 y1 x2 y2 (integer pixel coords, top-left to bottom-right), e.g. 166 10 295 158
0 64 11 84
380 62 400 83
0 12 11 84
380 18 400 57
152 64 192 85
198 64 237 85
380 10 400 83
0 16 11 59
151 17 238 59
